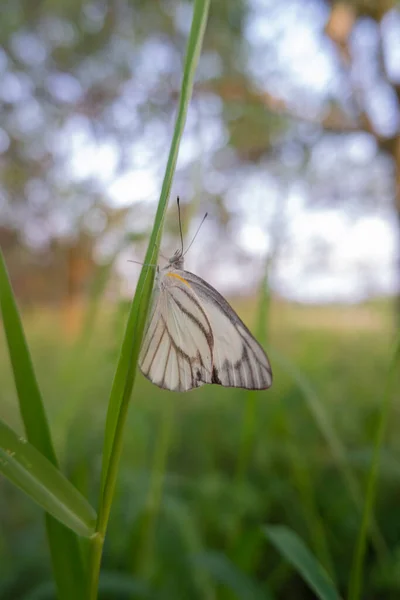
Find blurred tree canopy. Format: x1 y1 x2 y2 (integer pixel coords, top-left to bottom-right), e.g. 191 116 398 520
0 0 399 309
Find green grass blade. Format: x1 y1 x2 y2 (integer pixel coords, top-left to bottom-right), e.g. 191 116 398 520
0 418 96 536
88 2 211 597
0 249 87 598
264 526 342 600
0 250 56 459
348 334 400 600
99 0 211 497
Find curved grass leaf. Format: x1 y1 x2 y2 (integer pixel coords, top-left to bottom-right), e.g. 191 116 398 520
0 248 87 597
0 250 55 459
0 418 96 537
264 526 341 600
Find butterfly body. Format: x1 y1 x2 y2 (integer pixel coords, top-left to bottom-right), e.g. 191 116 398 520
139 250 273 392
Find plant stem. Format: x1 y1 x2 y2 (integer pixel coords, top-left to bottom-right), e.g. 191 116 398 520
88 533 104 600
86 1 210 597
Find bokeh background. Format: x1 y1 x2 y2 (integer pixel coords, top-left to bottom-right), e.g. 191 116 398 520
1 1 399 598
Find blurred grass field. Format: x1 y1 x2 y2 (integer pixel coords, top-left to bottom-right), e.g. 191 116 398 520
0 296 397 599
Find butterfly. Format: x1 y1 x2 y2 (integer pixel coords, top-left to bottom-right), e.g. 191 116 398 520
138 200 273 392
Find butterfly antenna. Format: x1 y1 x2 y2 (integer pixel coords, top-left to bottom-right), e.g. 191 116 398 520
127 259 157 268
177 196 184 256
183 212 208 257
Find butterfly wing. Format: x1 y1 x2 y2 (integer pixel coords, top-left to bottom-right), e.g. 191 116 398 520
139 268 272 391
139 274 214 391
180 270 273 390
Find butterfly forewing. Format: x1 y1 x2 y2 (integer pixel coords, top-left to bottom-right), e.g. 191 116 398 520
139 272 213 391
181 270 272 390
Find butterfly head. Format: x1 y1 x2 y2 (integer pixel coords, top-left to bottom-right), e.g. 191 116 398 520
168 249 184 270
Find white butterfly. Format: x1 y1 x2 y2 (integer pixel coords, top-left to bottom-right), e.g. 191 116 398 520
139 203 273 392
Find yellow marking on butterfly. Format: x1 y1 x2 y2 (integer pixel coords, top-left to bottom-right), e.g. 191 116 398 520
167 272 190 287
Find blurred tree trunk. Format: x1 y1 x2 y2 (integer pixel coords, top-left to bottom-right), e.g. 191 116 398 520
63 241 95 340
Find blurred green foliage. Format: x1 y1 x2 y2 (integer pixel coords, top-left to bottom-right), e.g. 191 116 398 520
0 297 396 599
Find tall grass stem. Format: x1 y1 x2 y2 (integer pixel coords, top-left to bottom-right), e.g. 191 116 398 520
87 2 210 597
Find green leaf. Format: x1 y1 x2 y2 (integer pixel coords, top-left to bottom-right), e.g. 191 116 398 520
0 418 96 537
264 526 341 600
0 249 87 598
0 250 56 460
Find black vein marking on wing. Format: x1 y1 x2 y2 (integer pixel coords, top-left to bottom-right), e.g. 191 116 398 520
140 307 159 362
174 289 213 385
189 361 194 388
197 350 206 369
224 360 233 386
242 345 255 388
211 366 222 385
238 327 271 375
166 283 214 389
167 299 186 391
234 356 246 387
160 316 191 362
160 342 172 389
161 313 211 391
170 291 213 350
141 323 166 376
